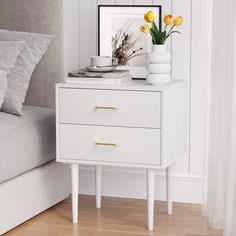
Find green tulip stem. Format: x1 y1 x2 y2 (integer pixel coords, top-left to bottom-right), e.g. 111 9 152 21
164 24 167 32
167 25 175 37
149 30 157 44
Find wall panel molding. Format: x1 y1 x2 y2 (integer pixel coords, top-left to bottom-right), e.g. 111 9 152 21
79 166 203 204
190 0 209 174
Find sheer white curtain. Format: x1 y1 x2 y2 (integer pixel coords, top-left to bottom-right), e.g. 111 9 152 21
207 0 236 235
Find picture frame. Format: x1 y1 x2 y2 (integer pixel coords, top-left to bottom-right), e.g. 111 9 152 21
98 5 162 79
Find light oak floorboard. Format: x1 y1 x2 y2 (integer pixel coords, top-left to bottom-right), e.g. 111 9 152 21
5 195 222 236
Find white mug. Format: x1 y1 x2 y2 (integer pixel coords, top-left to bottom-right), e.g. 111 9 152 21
91 56 112 67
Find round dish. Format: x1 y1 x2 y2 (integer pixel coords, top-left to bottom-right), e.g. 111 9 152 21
85 65 117 72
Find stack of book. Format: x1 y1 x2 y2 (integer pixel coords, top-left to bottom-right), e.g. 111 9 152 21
66 69 132 85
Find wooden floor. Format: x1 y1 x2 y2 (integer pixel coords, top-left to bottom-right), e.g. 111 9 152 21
5 195 222 236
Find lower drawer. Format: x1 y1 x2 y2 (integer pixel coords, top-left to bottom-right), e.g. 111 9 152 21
59 124 161 165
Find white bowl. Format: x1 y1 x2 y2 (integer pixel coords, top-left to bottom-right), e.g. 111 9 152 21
147 53 171 63
147 73 171 85
147 63 171 74
86 65 117 72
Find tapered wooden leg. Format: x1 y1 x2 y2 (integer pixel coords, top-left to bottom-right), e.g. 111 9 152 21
95 166 102 208
147 169 155 231
166 166 173 215
71 164 79 223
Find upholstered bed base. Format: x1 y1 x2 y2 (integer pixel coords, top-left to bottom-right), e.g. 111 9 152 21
0 162 70 235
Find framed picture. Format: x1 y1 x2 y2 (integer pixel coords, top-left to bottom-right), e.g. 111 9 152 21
98 5 162 79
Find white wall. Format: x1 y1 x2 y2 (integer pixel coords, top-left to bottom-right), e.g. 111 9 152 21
63 0 210 203
63 0 79 76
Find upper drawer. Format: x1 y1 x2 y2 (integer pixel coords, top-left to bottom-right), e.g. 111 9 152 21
59 88 161 128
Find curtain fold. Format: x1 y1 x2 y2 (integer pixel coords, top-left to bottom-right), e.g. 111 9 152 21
207 0 236 235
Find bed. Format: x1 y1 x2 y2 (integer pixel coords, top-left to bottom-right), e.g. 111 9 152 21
0 0 70 234
0 106 57 184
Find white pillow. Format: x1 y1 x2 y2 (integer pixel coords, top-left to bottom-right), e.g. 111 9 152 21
0 29 53 115
0 41 24 109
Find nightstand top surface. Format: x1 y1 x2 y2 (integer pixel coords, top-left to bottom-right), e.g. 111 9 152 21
56 79 187 92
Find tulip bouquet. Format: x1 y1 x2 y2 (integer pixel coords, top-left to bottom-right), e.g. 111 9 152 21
140 11 183 45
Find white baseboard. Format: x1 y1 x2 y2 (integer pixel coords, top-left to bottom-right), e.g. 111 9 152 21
78 166 203 204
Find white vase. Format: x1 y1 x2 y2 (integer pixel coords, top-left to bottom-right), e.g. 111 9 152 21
147 45 171 85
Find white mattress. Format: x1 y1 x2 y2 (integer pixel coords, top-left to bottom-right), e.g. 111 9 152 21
0 105 56 183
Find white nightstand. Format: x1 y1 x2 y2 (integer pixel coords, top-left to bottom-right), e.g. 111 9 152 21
56 80 187 231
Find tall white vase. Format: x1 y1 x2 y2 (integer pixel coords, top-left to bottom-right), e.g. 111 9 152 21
147 45 171 85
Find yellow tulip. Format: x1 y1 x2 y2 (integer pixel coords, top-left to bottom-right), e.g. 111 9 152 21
144 11 155 23
174 16 183 26
140 24 151 33
164 15 173 25
144 23 151 31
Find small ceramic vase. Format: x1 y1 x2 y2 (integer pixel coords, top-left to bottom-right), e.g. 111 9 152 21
147 45 171 85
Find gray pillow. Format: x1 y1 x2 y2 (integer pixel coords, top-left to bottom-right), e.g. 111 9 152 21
0 29 52 115
0 41 24 109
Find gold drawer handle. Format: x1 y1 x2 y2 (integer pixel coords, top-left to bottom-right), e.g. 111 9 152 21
95 141 119 147
95 106 119 110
